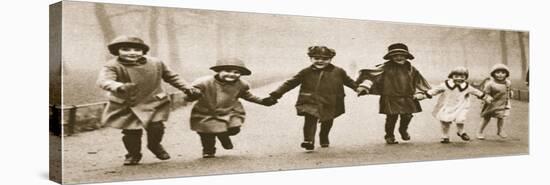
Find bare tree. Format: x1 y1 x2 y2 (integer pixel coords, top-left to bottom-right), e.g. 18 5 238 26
499 31 508 65
165 9 183 72
517 32 528 79
94 4 116 58
148 7 160 56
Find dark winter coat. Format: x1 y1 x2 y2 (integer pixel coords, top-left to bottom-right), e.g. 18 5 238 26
356 61 430 114
270 64 359 121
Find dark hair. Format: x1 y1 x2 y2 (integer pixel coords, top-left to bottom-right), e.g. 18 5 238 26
109 43 149 56
491 69 510 78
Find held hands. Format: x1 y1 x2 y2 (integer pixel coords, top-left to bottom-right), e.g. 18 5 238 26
413 93 427 100
356 86 369 97
117 83 137 94
260 96 278 106
183 87 202 101
484 96 494 104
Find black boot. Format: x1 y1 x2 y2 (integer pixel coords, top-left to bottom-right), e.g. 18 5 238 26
217 134 234 150
385 114 398 144
122 129 143 165
399 114 413 141
199 133 216 158
319 120 334 147
146 122 170 160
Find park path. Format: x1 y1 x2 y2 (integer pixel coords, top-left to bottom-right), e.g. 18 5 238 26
62 81 528 184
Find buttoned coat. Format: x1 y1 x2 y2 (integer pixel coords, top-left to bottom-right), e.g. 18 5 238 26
97 56 191 129
189 76 263 133
270 64 359 121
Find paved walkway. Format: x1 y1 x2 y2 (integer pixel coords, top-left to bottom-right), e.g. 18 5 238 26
62 82 529 184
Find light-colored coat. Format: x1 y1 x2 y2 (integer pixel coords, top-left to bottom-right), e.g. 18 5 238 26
189 76 263 133
97 56 191 129
427 80 486 123
480 77 512 118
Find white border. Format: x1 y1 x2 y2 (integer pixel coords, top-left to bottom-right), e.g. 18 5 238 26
2 0 547 185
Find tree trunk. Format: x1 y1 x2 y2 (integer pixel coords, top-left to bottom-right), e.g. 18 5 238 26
94 4 116 58
165 10 182 72
499 31 508 65
148 7 160 56
517 32 528 80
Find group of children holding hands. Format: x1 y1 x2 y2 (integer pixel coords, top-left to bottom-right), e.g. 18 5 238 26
97 35 514 165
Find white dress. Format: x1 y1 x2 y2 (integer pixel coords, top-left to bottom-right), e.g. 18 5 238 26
427 80 486 123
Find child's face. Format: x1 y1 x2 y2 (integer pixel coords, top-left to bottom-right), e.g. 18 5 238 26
494 71 508 81
390 54 407 64
118 47 144 62
451 74 467 84
310 57 332 69
218 69 242 82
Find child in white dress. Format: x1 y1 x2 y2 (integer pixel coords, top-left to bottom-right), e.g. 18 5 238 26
420 67 493 143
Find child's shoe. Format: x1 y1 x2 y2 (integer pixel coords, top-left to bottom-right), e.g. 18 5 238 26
148 146 170 160
300 141 315 151
123 153 142 165
440 138 450 144
457 132 471 141
384 136 399 144
320 144 330 148
202 153 216 158
497 131 508 138
399 131 411 141
476 133 485 140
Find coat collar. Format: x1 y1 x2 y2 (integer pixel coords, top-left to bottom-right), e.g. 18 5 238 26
445 79 469 92
310 63 335 71
117 57 147 66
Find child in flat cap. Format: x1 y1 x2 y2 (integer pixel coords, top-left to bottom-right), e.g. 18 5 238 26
185 58 275 158
266 46 368 151
97 35 201 165
356 43 431 144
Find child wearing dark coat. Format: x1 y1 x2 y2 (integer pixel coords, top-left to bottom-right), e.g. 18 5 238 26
356 43 431 144
265 46 368 151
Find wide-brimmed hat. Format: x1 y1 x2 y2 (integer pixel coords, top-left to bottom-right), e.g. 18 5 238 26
448 66 469 79
490 63 510 78
383 43 414 60
107 35 150 55
210 58 251 75
307 46 336 59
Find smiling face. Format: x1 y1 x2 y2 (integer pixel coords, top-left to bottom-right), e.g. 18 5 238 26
390 54 407 64
451 74 467 84
493 70 508 81
218 69 242 82
310 56 332 69
118 46 144 62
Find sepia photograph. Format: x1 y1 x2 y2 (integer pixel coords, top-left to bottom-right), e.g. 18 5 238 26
47 0 536 184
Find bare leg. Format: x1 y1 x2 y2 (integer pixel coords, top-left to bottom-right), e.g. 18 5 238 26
456 123 465 135
497 118 507 138
440 121 451 139
456 123 470 141
477 117 491 139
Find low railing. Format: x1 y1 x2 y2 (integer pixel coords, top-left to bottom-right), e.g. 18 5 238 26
50 92 187 136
